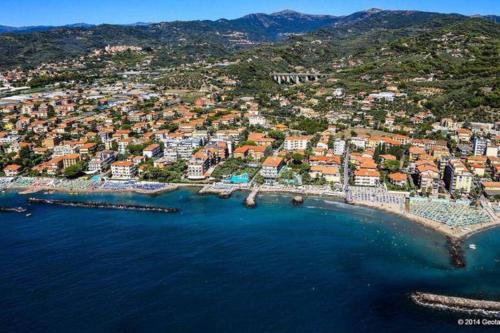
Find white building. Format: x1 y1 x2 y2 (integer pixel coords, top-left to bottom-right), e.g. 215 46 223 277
354 169 380 187
444 159 473 194
143 143 162 159
284 136 310 151
473 137 488 156
111 161 137 180
333 139 346 156
260 157 284 183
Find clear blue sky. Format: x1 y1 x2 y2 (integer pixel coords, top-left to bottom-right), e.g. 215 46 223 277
1 0 498 26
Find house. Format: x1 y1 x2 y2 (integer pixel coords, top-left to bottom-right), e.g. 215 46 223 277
309 165 340 183
111 161 137 180
354 169 380 187
143 143 162 159
3 164 21 177
260 157 285 184
388 172 407 187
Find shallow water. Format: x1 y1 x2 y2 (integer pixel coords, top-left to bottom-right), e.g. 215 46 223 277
0 189 499 332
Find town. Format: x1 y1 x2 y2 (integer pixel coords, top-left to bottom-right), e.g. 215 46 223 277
0 41 499 238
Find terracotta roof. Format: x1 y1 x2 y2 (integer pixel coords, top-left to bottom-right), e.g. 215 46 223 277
262 156 283 168
112 161 134 167
388 172 407 182
4 164 21 171
354 169 380 177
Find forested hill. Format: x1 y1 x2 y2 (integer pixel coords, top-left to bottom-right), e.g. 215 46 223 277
0 9 491 69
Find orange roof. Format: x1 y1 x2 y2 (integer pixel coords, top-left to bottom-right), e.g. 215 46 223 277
234 146 249 154
4 164 21 171
248 145 266 152
354 169 380 177
416 164 439 173
112 161 134 167
388 172 407 182
63 154 80 160
380 154 397 160
144 143 160 151
262 156 283 168
481 182 500 188
247 132 266 141
310 165 338 175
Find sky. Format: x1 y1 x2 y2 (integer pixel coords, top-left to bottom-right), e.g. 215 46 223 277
0 0 498 26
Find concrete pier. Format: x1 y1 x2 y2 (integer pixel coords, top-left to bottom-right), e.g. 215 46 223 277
245 188 259 208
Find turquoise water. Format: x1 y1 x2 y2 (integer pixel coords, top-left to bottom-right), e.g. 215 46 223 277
0 189 499 332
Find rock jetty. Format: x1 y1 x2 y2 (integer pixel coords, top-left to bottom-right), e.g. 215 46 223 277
446 236 465 268
28 198 179 213
411 292 500 317
292 196 304 206
0 206 27 213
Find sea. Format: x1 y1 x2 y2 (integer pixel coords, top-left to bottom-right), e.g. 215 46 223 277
0 189 499 332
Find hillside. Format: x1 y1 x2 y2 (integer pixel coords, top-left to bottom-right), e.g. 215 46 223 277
0 9 486 70
0 10 339 69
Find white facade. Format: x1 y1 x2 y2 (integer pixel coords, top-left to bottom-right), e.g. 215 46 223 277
284 137 310 151
333 139 346 156
111 162 137 180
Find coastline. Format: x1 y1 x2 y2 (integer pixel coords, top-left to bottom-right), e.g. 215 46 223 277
3 179 499 241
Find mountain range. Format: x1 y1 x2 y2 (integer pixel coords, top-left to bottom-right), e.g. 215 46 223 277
0 9 498 69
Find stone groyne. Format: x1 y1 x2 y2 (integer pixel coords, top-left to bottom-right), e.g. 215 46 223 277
28 198 179 213
446 236 466 268
411 292 500 318
0 206 27 213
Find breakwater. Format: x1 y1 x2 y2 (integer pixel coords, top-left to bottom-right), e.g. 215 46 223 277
28 198 179 213
0 206 27 213
411 292 500 318
446 236 465 268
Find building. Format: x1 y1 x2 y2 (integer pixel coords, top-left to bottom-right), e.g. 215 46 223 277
388 172 407 187
333 139 346 156
88 150 116 173
111 161 137 180
3 164 21 177
354 169 380 187
143 143 162 159
473 137 488 156
284 136 310 151
260 157 284 184
187 150 213 180
62 154 81 169
481 182 500 197
416 164 441 194
309 165 340 183
444 159 473 194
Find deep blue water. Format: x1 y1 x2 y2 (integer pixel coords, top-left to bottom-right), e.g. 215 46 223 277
0 189 499 332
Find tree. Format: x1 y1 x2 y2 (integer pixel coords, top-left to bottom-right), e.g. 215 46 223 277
64 162 84 179
383 160 400 172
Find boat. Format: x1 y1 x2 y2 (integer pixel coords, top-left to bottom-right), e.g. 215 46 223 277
469 244 477 250
26 213 31 217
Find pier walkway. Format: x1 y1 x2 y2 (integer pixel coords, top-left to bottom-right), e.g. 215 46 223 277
245 187 259 207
